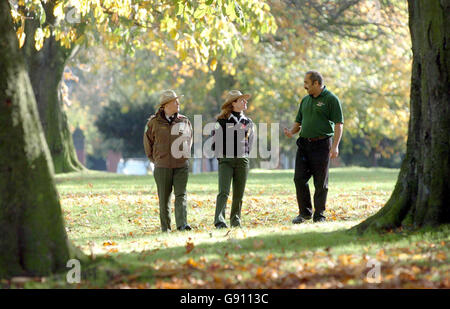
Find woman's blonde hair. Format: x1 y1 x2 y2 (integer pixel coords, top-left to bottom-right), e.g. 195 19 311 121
216 101 235 120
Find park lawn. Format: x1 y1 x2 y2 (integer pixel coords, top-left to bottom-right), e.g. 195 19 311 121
15 167 450 288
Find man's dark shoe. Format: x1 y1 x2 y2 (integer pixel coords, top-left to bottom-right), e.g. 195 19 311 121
313 216 326 223
177 224 192 231
292 215 311 224
215 223 228 229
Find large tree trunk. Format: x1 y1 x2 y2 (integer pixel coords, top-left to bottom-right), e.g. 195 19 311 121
355 0 450 232
0 2 71 277
23 2 84 174
26 40 84 174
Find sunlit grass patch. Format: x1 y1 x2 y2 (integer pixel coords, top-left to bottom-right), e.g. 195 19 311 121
13 167 448 288
57 168 396 254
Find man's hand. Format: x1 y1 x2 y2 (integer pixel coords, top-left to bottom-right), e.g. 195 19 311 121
330 146 339 159
284 127 293 138
330 123 343 159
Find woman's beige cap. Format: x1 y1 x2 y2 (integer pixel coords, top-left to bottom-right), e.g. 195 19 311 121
157 90 183 109
221 90 251 109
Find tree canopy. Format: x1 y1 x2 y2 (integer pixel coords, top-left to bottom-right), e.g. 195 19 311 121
63 0 411 167
11 0 277 62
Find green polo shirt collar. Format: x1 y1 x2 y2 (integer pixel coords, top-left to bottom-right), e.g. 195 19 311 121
295 86 344 138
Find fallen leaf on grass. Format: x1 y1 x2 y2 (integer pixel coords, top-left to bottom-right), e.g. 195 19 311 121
155 280 183 289
435 252 447 261
185 258 199 268
256 267 264 278
265 254 274 261
253 240 264 249
185 240 195 254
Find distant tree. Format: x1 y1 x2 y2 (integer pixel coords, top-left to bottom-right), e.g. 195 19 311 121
95 98 157 158
12 0 276 173
21 1 85 173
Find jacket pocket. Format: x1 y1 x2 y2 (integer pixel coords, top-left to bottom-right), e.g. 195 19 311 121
154 143 170 161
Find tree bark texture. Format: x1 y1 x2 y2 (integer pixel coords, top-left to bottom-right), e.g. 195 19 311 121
355 0 449 232
23 2 84 174
0 2 70 277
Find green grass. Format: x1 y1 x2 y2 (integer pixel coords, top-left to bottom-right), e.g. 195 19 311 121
12 167 449 288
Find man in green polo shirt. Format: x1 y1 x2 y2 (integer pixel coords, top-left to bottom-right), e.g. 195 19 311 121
284 71 344 223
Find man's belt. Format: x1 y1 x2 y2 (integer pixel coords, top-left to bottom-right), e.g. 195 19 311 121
302 135 329 142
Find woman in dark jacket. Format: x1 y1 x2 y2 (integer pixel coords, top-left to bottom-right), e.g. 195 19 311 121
212 90 254 228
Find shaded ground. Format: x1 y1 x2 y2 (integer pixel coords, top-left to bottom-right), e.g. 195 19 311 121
3 168 449 288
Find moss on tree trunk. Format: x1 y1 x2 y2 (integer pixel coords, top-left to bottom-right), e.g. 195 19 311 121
0 2 79 277
23 2 84 174
354 0 450 233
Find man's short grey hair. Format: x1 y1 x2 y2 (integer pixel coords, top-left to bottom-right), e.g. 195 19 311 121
306 71 323 86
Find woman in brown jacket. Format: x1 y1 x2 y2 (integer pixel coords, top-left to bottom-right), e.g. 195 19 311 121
143 90 193 232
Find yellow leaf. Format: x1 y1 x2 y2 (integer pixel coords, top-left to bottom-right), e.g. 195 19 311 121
43 26 51 38
226 1 236 21
94 6 103 19
185 258 198 268
194 7 206 19
137 8 147 21
256 267 264 277
170 29 179 40
34 28 45 51
185 240 195 253
53 2 64 19
398 253 409 260
17 28 26 48
210 58 217 71
75 34 85 45
177 42 187 61
265 254 274 261
376 249 386 259
121 105 130 113
35 39 43 51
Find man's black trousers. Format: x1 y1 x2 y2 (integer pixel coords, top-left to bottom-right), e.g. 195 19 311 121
294 136 332 220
